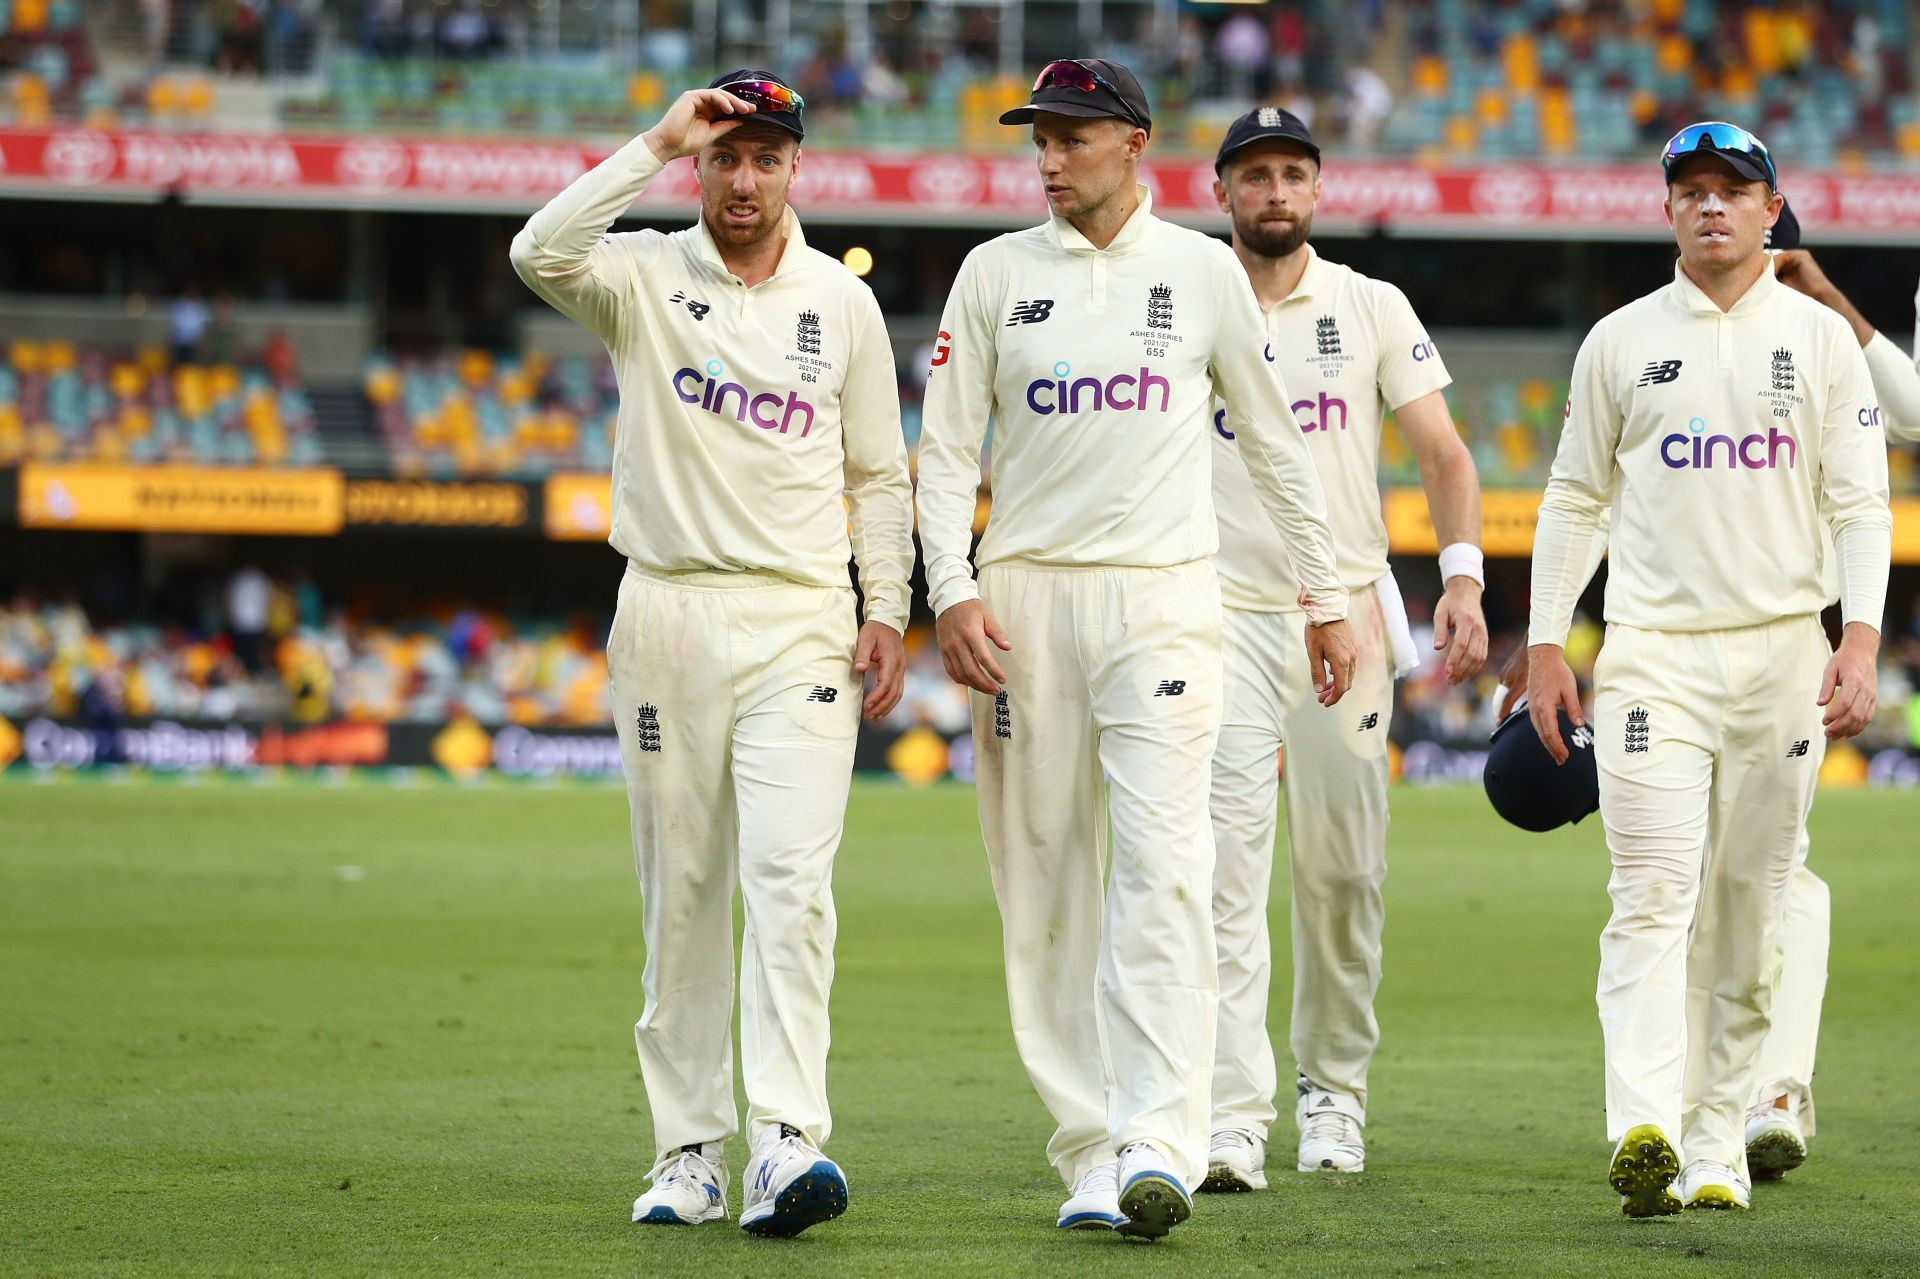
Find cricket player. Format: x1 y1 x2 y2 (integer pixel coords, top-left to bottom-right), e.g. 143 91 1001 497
1200 108 1488 1191
1495 240 1920 1188
509 72 915 1236
1527 122 1890 1215
915 58 1356 1240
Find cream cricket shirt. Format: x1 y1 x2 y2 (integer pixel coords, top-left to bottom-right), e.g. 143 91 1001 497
1864 330 1920 445
509 135 915 632
915 189 1346 624
1210 247 1451 610
1531 263 1891 645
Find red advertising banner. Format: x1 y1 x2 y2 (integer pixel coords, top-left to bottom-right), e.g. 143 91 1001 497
4 126 1920 239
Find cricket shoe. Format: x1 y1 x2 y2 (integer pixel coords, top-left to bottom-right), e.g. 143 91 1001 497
1114 1142 1192 1242
1607 1124 1682 1218
1745 1100 1808 1182
1679 1160 1751 1211
1057 1161 1124 1231
632 1141 727 1225
1296 1081 1365 1172
1199 1127 1268 1193
739 1125 848 1238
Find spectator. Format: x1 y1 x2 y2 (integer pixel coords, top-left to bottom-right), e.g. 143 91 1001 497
1216 11 1270 98
1344 63 1392 151
168 288 209 365
438 0 498 60
227 564 271 673
361 0 411 58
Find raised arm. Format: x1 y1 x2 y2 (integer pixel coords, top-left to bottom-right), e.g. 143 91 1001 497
508 88 758 340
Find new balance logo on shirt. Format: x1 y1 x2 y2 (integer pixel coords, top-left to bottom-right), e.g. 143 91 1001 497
1786 739 1810 758
1006 299 1055 326
1357 712 1379 731
806 686 839 703
668 290 711 321
1153 680 1187 697
1637 359 1683 386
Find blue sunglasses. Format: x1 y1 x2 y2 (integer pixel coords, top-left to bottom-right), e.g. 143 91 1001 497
1661 121 1776 189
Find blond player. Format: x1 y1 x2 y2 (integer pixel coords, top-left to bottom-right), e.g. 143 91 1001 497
915 59 1355 1241
509 72 914 1236
1199 109 1488 1191
1527 122 1890 1216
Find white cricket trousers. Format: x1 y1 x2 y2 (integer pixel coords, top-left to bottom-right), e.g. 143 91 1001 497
1208 589 1394 1137
970 559 1224 1191
1592 614 1828 1174
607 563 860 1161
1753 850 1830 1133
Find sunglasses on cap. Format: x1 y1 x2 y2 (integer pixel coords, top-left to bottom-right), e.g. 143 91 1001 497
1661 121 1776 189
715 78 805 116
1031 59 1146 129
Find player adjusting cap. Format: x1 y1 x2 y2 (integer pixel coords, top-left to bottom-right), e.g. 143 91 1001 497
1482 705 1599 833
707 68 805 141
1215 106 1320 173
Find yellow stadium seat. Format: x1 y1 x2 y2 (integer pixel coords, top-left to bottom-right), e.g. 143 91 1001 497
1502 36 1539 94
1445 116 1478 154
12 340 45 374
1412 55 1448 96
110 362 147 399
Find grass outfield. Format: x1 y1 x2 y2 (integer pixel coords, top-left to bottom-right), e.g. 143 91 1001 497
3 781 1918 1277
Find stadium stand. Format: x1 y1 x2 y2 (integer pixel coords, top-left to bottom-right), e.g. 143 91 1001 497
4 2 1913 162
0 337 323 467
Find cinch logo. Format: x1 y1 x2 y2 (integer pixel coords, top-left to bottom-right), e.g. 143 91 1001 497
1412 339 1438 362
672 360 816 437
1026 362 1170 415
1659 416 1796 470
1295 392 1349 433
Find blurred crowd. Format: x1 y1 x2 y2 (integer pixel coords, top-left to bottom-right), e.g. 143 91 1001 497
0 331 316 469
4 2 1916 163
7 573 1920 761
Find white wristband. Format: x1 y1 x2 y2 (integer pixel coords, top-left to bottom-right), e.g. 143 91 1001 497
1438 542 1484 589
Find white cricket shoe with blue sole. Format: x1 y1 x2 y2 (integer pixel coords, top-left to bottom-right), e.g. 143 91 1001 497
1057 1161 1124 1230
1115 1142 1192 1242
739 1125 848 1238
631 1142 727 1226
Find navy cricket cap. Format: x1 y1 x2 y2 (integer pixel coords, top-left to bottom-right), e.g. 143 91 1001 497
707 68 805 141
1483 705 1600 833
1769 196 1801 249
1215 106 1320 174
1001 58 1152 135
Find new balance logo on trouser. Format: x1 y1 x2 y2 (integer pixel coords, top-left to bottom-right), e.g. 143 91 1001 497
609 564 858 1233
1206 590 1392 1177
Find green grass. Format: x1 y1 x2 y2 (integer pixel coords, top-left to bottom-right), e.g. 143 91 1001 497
3 781 1917 1276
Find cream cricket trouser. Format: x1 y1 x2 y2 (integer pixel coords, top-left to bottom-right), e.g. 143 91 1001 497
1208 590 1394 1136
1752 850 1830 1133
1592 614 1829 1175
606 563 860 1161
970 559 1224 1191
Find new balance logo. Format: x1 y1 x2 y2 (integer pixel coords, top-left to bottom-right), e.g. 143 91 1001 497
636 704 661 753
1006 299 1055 326
1357 712 1379 731
1153 680 1187 697
753 1162 775 1191
1637 359 1683 386
806 686 839 703
1786 739 1810 758
668 290 711 321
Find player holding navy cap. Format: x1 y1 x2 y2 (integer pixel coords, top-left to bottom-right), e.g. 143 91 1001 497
511 71 914 1236
1527 122 1890 1216
916 58 1354 1240
1198 106 1487 1192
